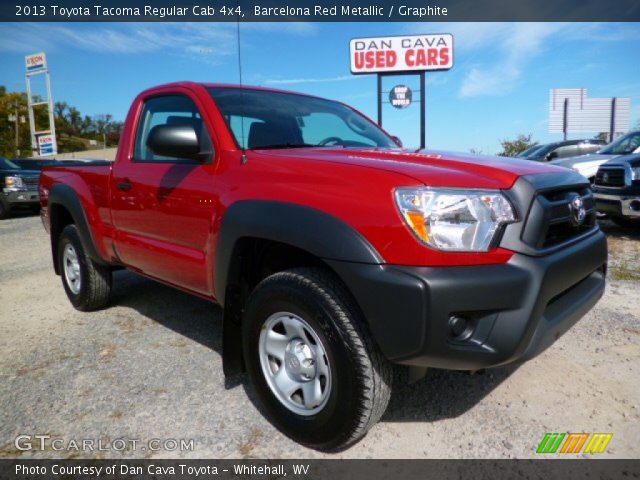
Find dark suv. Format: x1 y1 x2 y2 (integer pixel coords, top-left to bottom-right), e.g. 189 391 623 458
0 157 40 219
518 139 605 162
593 153 640 227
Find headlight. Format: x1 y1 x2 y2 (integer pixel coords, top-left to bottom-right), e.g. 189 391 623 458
395 187 516 252
631 166 640 181
5 176 23 188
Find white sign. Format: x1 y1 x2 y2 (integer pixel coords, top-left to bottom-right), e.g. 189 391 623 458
25 52 47 73
350 34 453 74
38 134 57 156
549 88 631 134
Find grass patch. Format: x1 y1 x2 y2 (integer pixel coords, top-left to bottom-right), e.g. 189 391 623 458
611 265 640 282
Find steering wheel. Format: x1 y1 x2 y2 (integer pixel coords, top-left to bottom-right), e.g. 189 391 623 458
318 136 344 146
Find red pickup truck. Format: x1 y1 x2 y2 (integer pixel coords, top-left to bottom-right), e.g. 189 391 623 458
40 82 607 451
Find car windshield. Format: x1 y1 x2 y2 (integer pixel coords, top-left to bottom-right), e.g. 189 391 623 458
0 157 20 170
599 132 640 155
517 145 543 158
208 87 397 150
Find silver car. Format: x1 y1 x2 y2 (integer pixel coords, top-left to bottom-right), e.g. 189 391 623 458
550 130 640 182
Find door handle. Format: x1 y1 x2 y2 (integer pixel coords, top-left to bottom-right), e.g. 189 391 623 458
117 180 133 191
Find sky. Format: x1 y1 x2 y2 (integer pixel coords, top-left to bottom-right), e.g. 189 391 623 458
1 21 639 153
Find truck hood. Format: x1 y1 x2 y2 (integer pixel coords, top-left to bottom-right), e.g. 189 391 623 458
600 153 640 168
255 147 566 189
550 153 617 168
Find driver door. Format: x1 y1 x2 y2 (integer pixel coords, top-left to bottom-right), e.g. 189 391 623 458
111 93 218 295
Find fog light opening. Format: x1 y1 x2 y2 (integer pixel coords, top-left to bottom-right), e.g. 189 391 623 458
629 200 640 212
448 315 473 341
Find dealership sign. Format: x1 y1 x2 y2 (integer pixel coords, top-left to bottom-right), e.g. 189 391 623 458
25 52 47 73
350 34 453 74
389 85 412 109
38 134 57 156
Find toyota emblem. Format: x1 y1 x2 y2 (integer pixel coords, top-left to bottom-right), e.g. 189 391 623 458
569 195 586 225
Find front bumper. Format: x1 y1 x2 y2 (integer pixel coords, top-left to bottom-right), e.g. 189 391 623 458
1 189 40 205
327 229 607 370
594 192 640 218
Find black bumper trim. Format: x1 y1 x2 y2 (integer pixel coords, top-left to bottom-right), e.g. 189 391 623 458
327 229 607 370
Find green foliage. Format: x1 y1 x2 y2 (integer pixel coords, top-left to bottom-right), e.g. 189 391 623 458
0 85 122 157
497 133 538 157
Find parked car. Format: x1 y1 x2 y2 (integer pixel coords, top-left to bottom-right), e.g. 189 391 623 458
517 139 605 162
0 157 40 219
550 130 640 182
39 82 607 451
593 153 640 227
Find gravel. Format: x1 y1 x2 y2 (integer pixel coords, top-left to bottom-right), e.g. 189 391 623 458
1 214 638 459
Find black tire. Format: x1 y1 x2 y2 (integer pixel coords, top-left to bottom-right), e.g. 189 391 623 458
58 224 112 311
0 200 10 220
31 205 41 215
611 216 640 228
242 267 392 452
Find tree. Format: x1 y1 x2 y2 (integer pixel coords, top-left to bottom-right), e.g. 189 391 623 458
1 84 123 156
594 132 609 142
54 101 68 119
497 133 537 157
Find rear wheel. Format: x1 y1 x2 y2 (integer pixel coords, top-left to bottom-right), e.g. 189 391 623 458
242 267 392 452
58 225 112 311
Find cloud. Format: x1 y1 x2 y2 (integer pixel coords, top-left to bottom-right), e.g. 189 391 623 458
0 22 317 63
458 23 564 98
404 22 639 99
265 75 361 85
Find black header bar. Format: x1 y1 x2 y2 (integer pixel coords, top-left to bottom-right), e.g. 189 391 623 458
2 0 640 22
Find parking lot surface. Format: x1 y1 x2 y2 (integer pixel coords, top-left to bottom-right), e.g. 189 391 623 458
1 214 639 458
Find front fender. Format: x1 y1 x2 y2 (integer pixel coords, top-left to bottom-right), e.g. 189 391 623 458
214 200 383 302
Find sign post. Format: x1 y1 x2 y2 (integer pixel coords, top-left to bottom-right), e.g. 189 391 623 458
25 52 57 156
350 34 453 149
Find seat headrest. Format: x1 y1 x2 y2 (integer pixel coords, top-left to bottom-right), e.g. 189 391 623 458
248 121 302 149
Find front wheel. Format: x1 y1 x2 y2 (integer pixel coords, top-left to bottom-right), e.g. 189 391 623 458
58 224 112 311
242 268 392 452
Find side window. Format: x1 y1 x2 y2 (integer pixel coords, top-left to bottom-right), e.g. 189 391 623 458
579 143 601 155
133 95 213 162
552 144 579 159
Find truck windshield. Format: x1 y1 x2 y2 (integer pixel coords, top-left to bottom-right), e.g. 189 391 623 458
208 87 397 150
599 131 640 155
0 157 20 170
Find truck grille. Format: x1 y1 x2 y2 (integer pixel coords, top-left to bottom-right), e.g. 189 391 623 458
521 187 597 249
21 176 39 189
595 167 625 188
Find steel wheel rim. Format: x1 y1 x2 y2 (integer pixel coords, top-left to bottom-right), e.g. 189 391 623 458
63 244 81 294
258 312 332 416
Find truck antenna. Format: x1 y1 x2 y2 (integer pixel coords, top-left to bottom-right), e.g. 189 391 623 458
236 10 248 164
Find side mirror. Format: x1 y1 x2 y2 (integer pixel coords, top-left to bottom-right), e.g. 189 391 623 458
546 151 559 161
146 124 208 161
391 135 403 148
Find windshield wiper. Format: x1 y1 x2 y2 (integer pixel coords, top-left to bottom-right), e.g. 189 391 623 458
253 143 315 150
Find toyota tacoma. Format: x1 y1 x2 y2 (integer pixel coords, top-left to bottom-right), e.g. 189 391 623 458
40 82 607 451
